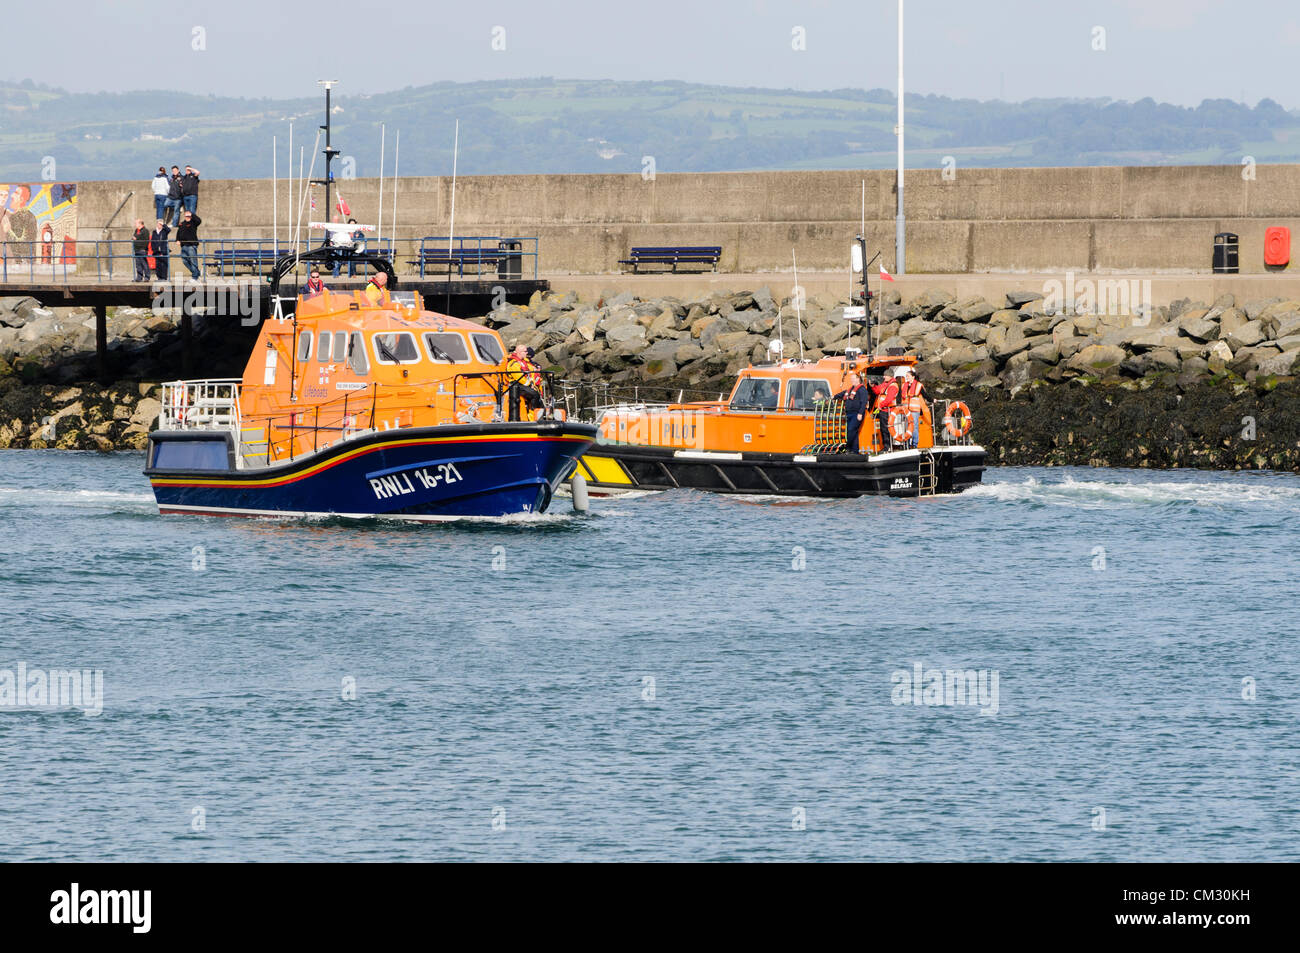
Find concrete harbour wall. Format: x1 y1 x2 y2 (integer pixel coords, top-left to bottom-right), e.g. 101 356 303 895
73 164 1300 276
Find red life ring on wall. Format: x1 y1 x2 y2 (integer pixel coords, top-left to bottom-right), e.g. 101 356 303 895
1265 226 1291 267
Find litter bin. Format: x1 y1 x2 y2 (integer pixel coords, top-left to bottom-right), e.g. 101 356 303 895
1213 232 1239 274
497 239 523 279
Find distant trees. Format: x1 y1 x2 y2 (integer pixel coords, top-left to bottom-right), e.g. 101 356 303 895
1 79 1297 181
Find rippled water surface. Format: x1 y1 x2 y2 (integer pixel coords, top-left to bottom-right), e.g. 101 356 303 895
1 450 1297 861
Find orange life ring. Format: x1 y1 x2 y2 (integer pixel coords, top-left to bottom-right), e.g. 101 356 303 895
943 400 972 438
888 408 915 444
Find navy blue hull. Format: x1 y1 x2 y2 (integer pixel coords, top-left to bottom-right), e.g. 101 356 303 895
145 422 597 519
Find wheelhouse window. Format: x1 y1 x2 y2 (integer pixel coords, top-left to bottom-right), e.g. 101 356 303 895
333 331 347 363
423 331 470 363
297 331 312 362
730 377 781 410
317 330 331 362
348 331 369 375
786 379 834 411
471 332 504 365
372 331 421 365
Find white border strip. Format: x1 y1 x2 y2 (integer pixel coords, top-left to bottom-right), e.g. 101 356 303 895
673 450 744 461
156 503 535 523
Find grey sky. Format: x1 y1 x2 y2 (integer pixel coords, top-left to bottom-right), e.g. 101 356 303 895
7 0 1298 108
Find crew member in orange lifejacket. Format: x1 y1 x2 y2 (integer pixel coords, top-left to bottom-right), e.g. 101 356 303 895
873 368 901 447
898 367 924 449
833 371 870 453
505 344 543 421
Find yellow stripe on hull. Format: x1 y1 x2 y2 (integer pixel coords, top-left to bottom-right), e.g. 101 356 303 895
579 453 634 486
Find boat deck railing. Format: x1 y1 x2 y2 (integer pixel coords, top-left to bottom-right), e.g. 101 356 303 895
158 371 575 469
159 379 246 454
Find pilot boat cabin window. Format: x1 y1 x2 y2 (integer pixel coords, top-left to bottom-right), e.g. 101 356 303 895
334 332 347 363
730 377 781 410
471 332 504 365
297 331 312 362
372 331 421 365
317 330 332 362
786 379 834 411
348 331 369 375
424 332 470 363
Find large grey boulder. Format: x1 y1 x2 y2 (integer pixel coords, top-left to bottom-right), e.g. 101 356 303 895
1224 320 1265 350
1178 314 1219 342
1242 297 1283 321
909 289 954 318
1005 290 1045 308
1066 344 1127 374
1256 348 1300 376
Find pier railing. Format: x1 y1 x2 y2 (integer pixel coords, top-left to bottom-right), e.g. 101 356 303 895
0 234 536 283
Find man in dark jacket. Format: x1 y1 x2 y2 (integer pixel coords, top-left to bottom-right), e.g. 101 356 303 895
176 210 202 279
131 219 150 281
181 165 200 213
834 371 871 454
165 166 183 225
150 220 171 279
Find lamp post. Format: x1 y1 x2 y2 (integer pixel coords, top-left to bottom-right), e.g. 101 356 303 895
314 80 339 234
895 0 905 275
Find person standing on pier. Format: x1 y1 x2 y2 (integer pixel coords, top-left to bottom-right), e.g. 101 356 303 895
149 219 171 280
347 219 365 277
151 167 169 223
176 210 202 279
165 166 183 225
181 165 201 214
131 219 150 281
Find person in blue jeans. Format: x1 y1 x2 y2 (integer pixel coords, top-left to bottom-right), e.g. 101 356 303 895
176 210 202 279
151 167 169 223
181 165 200 213
165 166 183 225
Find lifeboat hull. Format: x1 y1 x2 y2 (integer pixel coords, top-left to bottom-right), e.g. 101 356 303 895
572 444 985 498
145 422 597 519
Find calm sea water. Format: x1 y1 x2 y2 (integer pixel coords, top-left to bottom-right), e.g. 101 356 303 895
0 449 1297 862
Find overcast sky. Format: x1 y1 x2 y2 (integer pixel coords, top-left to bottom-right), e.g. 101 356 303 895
8 0 1298 108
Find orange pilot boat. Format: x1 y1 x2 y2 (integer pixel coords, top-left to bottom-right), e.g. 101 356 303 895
144 251 596 519
573 349 986 498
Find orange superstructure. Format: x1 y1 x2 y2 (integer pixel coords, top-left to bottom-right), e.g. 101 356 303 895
597 354 934 455
577 351 985 498
228 288 530 465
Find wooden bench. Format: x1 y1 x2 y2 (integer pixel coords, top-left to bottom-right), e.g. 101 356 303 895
209 248 281 276
619 246 721 273
407 248 509 277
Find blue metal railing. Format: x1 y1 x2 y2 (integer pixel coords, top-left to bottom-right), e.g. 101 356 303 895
412 236 540 279
0 236 407 282
1 235 538 283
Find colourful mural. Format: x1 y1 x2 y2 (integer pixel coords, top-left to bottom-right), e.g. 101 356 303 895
1 183 78 269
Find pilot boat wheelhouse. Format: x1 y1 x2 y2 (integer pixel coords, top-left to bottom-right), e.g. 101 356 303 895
574 353 985 498
145 284 596 519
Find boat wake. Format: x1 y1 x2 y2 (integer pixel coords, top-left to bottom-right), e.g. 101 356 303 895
967 474 1300 510
0 486 156 510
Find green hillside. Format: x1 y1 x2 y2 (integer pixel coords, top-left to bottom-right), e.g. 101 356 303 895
1 77 1297 181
